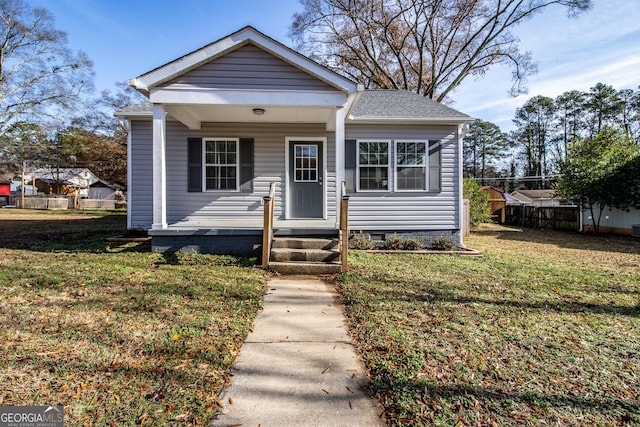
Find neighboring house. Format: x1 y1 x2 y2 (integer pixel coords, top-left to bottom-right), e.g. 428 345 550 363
116 26 472 260
510 189 567 207
583 206 640 236
87 180 118 201
504 192 525 206
26 168 116 199
505 189 580 231
0 181 10 207
11 181 37 196
480 186 506 223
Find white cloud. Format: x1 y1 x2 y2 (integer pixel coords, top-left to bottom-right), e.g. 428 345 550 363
453 0 640 131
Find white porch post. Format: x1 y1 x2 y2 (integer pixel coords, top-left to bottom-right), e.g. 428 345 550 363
122 119 132 229
458 123 466 243
152 104 167 230
334 105 346 228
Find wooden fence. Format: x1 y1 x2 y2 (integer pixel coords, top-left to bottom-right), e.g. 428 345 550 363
505 205 580 231
20 197 69 210
15 196 115 210
79 199 116 210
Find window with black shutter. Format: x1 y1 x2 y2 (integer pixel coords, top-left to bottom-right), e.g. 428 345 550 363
187 137 254 193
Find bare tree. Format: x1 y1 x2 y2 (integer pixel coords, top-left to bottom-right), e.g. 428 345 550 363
0 0 94 135
290 0 590 102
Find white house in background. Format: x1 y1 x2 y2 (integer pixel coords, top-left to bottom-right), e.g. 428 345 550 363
115 26 473 263
26 168 117 200
583 206 640 236
509 189 568 207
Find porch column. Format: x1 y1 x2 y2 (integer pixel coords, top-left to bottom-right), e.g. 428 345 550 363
152 104 167 230
334 105 346 227
457 123 466 242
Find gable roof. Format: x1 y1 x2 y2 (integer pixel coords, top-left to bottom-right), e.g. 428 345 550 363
511 189 558 201
480 185 504 193
505 192 525 205
116 101 152 118
130 26 358 95
26 168 115 188
347 90 472 124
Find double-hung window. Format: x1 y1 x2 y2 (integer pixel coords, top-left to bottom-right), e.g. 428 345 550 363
395 141 428 191
357 141 390 191
204 138 239 191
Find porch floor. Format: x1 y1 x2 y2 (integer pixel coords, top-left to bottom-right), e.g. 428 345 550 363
148 218 338 236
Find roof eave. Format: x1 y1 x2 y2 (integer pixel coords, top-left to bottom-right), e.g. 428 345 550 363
346 116 474 125
114 111 152 119
129 78 150 97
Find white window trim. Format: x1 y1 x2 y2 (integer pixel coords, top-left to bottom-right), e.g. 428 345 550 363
356 139 391 192
394 139 429 192
202 137 240 192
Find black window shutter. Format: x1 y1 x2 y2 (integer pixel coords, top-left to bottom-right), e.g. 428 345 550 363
344 139 356 192
239 138 254 193
188 138 202 192
428 139 441 192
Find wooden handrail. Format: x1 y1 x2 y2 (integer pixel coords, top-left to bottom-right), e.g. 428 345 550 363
339 181 350 272
262 182 276 268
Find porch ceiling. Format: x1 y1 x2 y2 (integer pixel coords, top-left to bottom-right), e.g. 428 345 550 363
165 104 336 130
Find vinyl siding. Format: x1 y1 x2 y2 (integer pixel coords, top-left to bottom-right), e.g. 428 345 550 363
345 124 460 231
129 120 153 229
129 120 458 231
161 44 336 92
165 121 336 224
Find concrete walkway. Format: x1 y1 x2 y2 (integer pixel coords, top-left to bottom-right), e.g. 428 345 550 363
211 278 385 427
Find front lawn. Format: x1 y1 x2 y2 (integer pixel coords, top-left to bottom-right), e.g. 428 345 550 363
0 210 268 425
341 225 640 426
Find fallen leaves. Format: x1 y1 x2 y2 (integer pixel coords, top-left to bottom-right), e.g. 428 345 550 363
342 228 640 426
0 220 269 426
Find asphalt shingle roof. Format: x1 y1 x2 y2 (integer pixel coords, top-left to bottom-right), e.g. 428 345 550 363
115 101 152 117
347 90 471 121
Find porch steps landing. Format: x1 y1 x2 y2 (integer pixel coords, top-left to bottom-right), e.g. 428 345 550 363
268 236 342 275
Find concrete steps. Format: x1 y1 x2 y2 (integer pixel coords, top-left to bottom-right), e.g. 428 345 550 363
268 236 342 274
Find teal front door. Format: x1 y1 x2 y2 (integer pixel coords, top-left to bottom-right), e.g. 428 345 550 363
289 141 323 218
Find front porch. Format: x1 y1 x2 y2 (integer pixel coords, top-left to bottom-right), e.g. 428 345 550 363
149 182 350 273
148 218 339 257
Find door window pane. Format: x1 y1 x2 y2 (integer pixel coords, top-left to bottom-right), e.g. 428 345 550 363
294 144 318 182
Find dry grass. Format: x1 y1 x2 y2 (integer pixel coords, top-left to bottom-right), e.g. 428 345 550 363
341 225 640 426
0 210 268 425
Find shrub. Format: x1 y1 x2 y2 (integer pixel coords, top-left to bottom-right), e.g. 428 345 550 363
384 234 424 250
428 236 456 251
463 178 491 226
349 233 375 250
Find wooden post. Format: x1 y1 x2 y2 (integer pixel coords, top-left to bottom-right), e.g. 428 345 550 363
262 182 276 269
262 196 272 269
340 181 349 272
21 161 25 209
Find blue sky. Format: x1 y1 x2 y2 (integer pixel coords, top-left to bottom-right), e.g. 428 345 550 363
26 0 640 132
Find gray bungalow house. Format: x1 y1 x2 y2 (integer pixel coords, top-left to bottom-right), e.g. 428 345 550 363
116 26 472 272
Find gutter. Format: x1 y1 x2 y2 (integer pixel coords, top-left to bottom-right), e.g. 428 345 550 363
346 116 474 125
